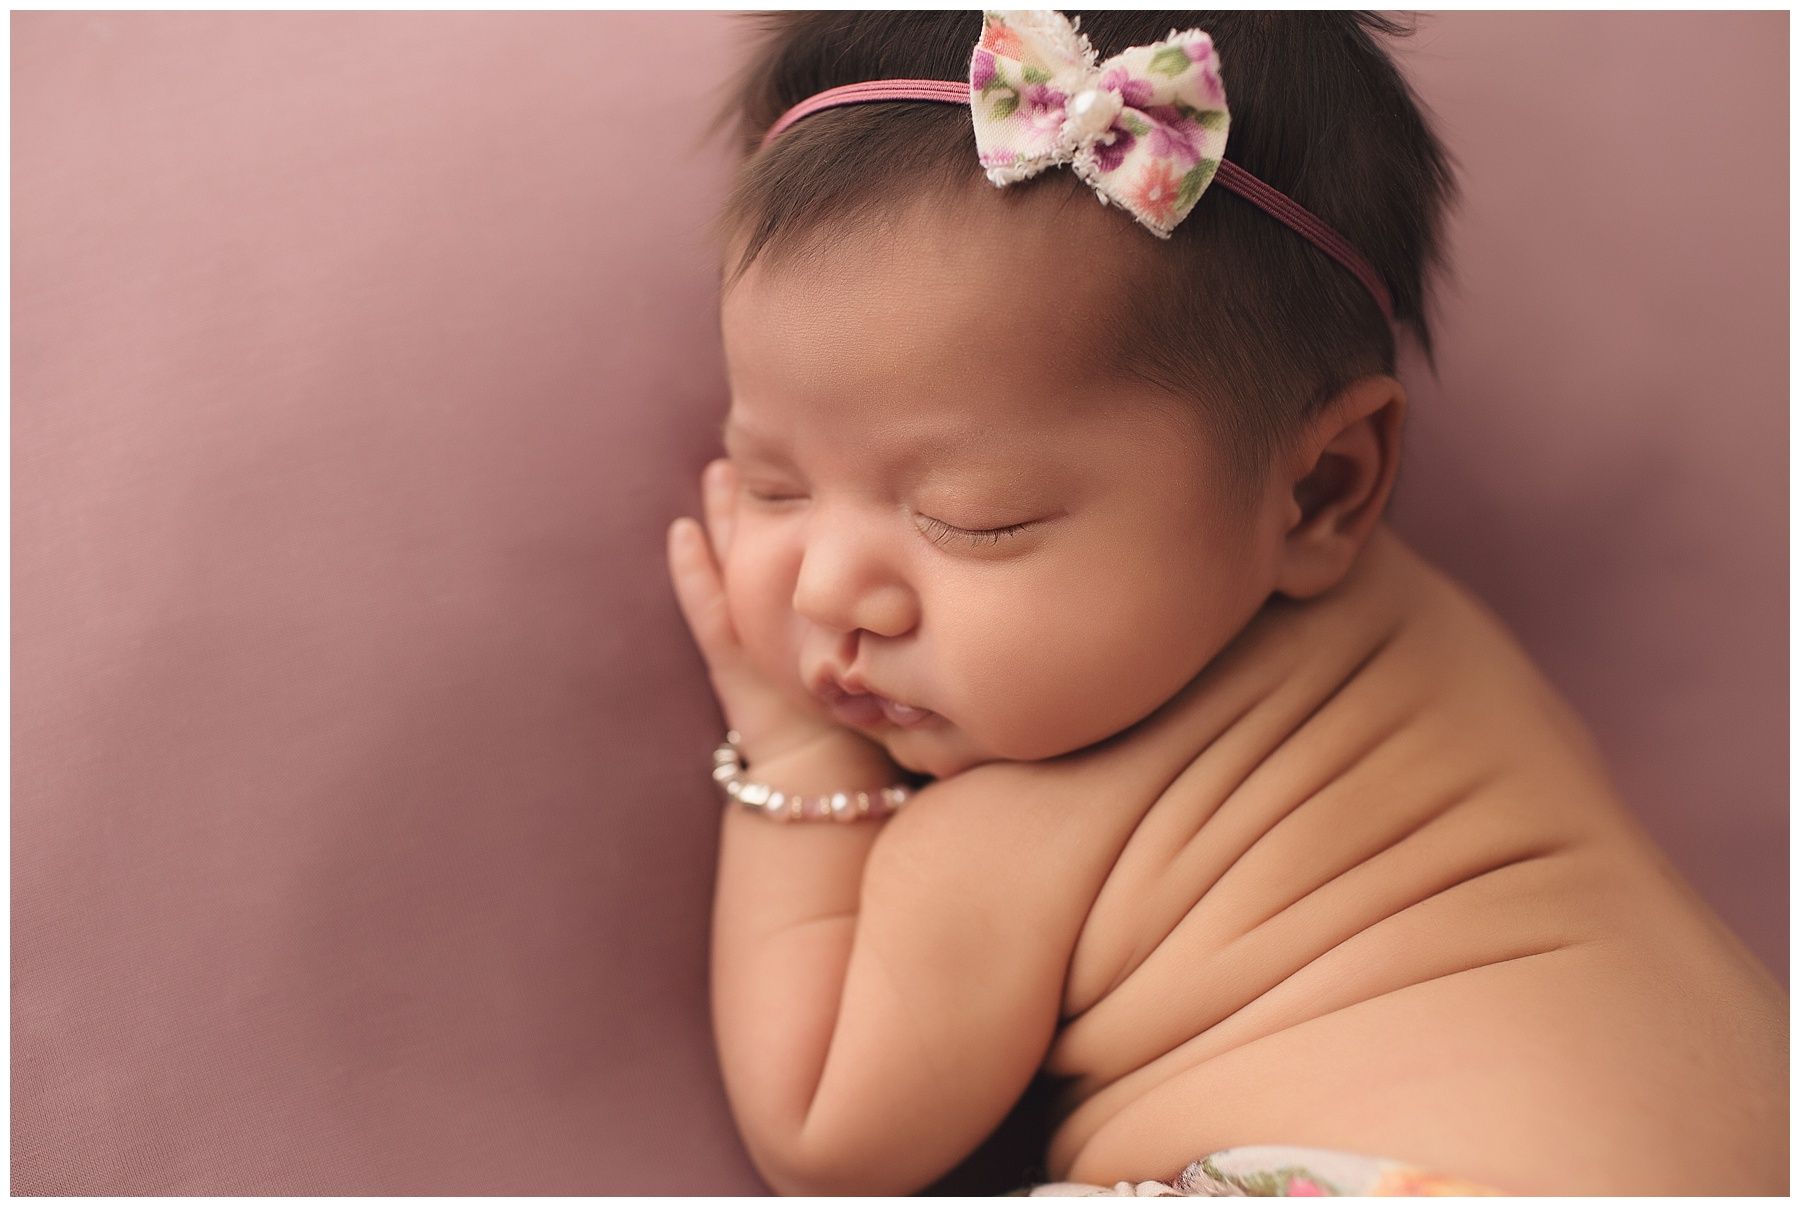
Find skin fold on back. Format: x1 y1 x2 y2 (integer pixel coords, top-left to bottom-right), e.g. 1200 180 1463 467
932 523 1792 1194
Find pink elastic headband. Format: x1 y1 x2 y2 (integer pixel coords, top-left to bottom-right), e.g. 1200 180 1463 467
757 12 1396 325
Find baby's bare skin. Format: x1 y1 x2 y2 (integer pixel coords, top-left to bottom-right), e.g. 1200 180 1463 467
692 184 1784 1196
697 507 1786 1195
989 522 1788 1194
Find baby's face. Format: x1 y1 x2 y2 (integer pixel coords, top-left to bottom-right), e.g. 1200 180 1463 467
717 186 1282 779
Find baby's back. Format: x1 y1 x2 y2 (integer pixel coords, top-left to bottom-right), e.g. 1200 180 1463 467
1029 524 1786 1194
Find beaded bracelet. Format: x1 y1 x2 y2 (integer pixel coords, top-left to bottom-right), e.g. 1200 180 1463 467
712 730 914 823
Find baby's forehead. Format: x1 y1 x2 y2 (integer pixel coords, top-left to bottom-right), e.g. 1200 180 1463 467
720 179 1156 430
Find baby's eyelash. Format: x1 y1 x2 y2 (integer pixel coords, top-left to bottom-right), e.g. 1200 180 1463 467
917 515 1035 547
743 489 1034 548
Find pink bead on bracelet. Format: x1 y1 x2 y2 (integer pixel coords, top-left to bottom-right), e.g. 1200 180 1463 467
712 730 913 823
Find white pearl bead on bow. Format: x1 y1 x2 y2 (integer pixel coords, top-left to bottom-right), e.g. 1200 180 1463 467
1064 86 1124 142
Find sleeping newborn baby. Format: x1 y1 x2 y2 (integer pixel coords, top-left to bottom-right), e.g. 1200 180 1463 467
664 11 1787 1196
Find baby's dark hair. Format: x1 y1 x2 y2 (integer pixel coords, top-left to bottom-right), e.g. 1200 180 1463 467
715 12 1460 504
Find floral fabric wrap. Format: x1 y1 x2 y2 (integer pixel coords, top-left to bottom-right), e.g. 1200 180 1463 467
1010 1144 1506 1197
970 10 1230 238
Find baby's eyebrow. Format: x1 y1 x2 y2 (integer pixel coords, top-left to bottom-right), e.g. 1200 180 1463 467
722 414 1003 465
719 417 788 462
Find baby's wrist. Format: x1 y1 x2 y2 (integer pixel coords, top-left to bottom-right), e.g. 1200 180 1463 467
737 728 903 798
714 726 915 823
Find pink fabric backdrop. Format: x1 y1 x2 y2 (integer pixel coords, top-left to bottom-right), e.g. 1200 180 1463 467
12 11 1786 1196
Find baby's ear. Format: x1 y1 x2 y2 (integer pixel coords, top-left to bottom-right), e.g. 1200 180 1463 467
1271 375 1406 600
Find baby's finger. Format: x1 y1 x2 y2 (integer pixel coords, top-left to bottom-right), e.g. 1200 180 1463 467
702 459 736 566
666 516 743 670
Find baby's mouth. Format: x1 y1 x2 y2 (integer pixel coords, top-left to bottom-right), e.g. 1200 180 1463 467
870 694 934 727
818 684 936 729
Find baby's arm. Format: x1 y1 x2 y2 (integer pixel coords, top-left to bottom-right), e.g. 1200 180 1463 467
712 751 1098 1196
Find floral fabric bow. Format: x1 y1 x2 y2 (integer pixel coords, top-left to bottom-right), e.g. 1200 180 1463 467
970 10 1230 238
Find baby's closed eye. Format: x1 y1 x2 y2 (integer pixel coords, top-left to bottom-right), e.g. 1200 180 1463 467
738 489 1051 550
914 513 1039 547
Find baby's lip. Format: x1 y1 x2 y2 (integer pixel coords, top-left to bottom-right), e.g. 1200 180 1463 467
824 688 935 729
806 666 852 703
811 671 936 728
807 665 871 702
871 695 936 727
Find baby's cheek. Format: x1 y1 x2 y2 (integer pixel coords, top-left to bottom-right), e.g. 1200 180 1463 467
948 579 1204 758
941 600 1095 755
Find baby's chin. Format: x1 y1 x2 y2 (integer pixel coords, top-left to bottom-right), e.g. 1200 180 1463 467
881 729 996 781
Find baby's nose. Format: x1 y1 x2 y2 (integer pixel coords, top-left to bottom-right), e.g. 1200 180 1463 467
790 521 919 639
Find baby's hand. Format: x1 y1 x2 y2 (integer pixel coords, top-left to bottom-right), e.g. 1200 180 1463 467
667 458 887 770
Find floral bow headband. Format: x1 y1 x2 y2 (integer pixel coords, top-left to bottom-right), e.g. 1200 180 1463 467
759 10 1394 322
970 10 1226 237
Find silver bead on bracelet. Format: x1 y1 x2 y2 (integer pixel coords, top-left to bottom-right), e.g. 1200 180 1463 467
712 730 913 823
